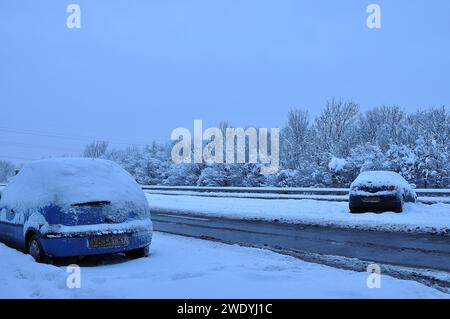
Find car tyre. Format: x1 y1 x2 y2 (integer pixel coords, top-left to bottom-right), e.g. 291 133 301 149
125 246 150 259
395 201 404 213
349 206 362 214
393 197 404 213
28 234 49 263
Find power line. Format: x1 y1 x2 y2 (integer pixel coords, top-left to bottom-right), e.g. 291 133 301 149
0 155 38 161
0 140 82 153
0 126 154 148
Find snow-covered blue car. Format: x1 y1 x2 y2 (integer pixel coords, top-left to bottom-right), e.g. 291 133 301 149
0 158 152 263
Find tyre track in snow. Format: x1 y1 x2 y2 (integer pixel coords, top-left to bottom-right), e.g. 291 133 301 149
151 208 450 290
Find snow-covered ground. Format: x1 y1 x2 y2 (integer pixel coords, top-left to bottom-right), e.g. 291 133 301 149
146 194 450 234
0 232 447 298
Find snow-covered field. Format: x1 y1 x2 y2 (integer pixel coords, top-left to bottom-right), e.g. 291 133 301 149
0 232 447 298
147 194 450 234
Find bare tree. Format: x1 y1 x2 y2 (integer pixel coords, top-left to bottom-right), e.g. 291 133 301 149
415 106 450 146
314 98 359 158
0 160 15 183
358 105 406 150
281 109 311 169
83 141 109 158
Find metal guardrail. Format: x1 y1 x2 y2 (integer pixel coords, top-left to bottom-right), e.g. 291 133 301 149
415 189 450 195
142 185 351 195
2 183 449 203
3 181 449 196
141 185 450 197
142 186 450 204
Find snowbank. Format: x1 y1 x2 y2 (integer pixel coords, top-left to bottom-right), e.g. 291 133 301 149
0 232 446 298
146 194 450 234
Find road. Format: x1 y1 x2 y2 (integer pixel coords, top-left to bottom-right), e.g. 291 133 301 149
151 208 450 274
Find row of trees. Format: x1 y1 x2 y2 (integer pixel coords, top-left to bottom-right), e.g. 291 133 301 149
83 100 450 188
0 160 15 183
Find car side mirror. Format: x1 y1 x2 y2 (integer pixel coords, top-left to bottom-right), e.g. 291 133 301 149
410 183 416 189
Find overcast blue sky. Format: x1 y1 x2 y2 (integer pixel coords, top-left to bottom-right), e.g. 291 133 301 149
1 0 449 163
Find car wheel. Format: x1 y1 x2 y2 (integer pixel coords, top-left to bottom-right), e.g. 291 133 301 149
394 198 404 213
125 246 150 259
28 235 49 263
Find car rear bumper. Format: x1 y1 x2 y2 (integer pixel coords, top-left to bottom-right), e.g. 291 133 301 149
349 193 402 213
39 224 152 258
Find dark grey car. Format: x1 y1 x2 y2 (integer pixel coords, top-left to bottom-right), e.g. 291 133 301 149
349 171 417 213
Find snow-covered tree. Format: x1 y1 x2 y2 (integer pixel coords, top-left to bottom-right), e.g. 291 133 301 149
163 163 203 186
384 143 416 182
83 141 109 158
77 102 450 188
197 164 229 187
413 138 449 188
313 98 359 158
0 160 15 183
280 109 312 170
357 105 407 150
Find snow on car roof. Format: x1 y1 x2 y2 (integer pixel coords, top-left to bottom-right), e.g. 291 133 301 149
0 158 148 212
351 170 411 189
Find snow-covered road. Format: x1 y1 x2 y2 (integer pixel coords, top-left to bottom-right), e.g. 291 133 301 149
146 194 450 234
0 232 447 298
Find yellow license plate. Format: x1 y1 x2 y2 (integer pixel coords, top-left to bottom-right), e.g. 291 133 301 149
362 197 381 203
88 235 129 248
